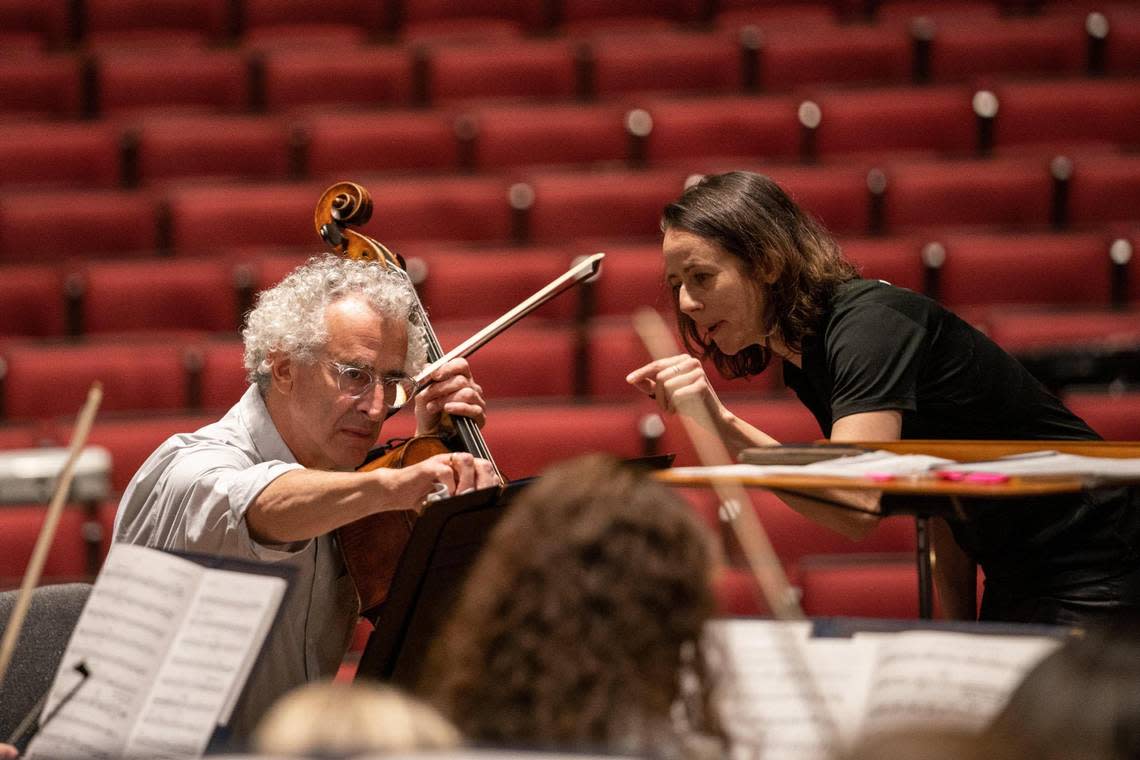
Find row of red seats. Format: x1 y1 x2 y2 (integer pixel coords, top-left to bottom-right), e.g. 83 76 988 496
3 10 1137 119
1 232 1138 337
3 0 1128 52
1 156 1137 262
2 79 1137 190
3 306 1140 421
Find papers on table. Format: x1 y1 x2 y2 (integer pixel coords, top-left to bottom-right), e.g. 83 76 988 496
671 451 955 480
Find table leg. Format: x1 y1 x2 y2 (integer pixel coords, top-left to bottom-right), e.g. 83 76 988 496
916 515 933 619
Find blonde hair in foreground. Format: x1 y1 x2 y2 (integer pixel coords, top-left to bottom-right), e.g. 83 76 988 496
252 680 461 756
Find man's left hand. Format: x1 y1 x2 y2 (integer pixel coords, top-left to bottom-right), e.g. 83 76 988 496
414 358 488 435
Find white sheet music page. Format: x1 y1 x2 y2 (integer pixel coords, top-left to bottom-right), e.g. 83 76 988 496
855 630 1059 737
25 544 201 760
711 620 875 760
123 567 286 758
672 451 954 481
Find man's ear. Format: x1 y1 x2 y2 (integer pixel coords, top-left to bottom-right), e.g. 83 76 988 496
268 352 293 393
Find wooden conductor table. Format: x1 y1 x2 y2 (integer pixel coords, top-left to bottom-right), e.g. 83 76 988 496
655 440 1140 619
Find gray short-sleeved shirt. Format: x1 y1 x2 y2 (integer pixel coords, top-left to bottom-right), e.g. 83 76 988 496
113 385 360 739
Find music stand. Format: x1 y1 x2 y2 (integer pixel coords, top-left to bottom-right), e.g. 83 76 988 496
354 454 675 692
354 480 529 691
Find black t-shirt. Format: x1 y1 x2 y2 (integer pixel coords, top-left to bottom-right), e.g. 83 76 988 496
783 279 1096 441
782 279 1140 591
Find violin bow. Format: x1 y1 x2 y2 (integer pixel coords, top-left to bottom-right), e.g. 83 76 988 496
632 310 843 748
0 383 103 691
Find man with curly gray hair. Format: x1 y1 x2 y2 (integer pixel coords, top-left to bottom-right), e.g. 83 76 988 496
113 254 497 741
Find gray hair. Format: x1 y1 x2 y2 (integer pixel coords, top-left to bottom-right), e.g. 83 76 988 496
243 255 429 392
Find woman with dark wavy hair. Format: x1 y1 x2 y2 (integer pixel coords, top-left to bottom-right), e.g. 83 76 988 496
429 454 731 759
626 171 1140 626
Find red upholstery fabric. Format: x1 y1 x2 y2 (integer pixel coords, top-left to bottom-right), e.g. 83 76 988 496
94 50 249 116
0 506 89 584
480 402 645 480
882 158 1053 233
1 340 191 421
0 265 66 337
302 111 459 176
808 85 976 158
1068 154 1140 228
0 190 160 263
0 55 84 119
82 0 230 49
1062 390 1140 440
798 555 924 618
931 232 1114 309
424 39 578 105
637 94 800 165
0 123 121 189
588 30 742 97
77 258 240 334
132 115 292 185
460 102 629 170
992 79 1140 152
258 48 413 112
432 321 578 401
925 16 1086 82
759 24 911 90
840 236 925 293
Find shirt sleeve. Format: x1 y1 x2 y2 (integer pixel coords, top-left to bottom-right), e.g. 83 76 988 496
826 302 929 421
129 446 307 562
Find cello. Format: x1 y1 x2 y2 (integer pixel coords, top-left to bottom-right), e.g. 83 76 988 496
314 181 603 616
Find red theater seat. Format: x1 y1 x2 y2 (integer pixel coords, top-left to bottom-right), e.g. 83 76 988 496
798 555 923 618
399 0 546 35
635 94 800 166
0 0 72 50
0 340 192 421
74 258 241 335
300 111 459 177
0 190 160 264
992 79 1140 153
130 115 292 185
195 339 248 412
432 321 578 401
982 308 1140 354
587 31 741 98
1063 389 1140 441
0 123 122 190
459 102 629 170
480 402 645 480
806 85 976 159
0 266 66 338
93 50 250 116
760 164 876 236
422 39 578 105
164 182 328 254
258 48 413 112
410 247 574 321
0 506 89 585
840 236 925 293
928 233 1114 309
521 168 687 245
82 0 230 49
758 23 911 91
0 55 84 119
557 0 703 31
924 16 1086 82
238 0 385 43
587 242 670 317
1068 154 1140 228
881 158 1053 233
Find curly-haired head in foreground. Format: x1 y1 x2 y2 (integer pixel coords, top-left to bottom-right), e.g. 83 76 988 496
429 453 726 758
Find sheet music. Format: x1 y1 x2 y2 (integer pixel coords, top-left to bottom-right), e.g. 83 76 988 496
124 569 287 758
25 544 288 760
673 452 954 481
945 451 1140 480
855 631 1058 736
26 545 200 760
712 620 873 760
712 620 1058 760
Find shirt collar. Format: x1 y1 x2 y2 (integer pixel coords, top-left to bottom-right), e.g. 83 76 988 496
237 385 298 465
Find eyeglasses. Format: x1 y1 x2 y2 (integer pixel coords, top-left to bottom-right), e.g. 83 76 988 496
325 361 416 408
